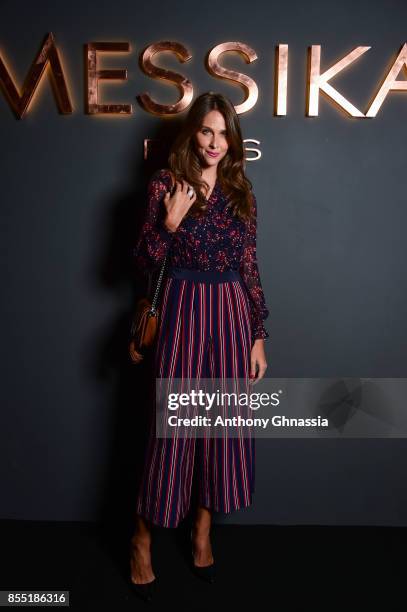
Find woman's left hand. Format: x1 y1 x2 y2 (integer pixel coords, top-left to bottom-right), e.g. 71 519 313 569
250 339 267 384
129 339 144 364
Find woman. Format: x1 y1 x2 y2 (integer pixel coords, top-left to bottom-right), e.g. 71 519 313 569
129 91 269 600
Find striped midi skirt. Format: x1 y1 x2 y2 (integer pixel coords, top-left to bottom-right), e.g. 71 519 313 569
135 267 255 528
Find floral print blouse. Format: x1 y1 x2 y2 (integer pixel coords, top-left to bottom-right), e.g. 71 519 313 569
134 168 269 344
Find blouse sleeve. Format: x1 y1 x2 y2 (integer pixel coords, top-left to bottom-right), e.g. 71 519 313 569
133 169 177 276
239 191 270 345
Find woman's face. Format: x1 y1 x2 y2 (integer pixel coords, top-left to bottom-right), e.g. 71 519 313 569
194 110 229 169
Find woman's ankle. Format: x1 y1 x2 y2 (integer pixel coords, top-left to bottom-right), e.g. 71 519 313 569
131 527 151 546
131 517 152 546
192 524 211 538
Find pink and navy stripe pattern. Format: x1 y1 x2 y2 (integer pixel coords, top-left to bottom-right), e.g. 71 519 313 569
135 269 256 528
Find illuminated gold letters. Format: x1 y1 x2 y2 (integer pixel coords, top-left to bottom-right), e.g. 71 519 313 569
365 42 407 117
0 32 72 119
276 44 288 116
206 42 258 114
86 41 131 115
137 41 193 116
1 34 406 119
307 45 370 117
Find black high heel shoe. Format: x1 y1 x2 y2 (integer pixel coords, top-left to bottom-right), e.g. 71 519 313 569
190 529 216 584
129 542 157 602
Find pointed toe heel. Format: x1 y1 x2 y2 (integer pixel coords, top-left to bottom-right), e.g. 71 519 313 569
129 541 157 602
190 558 216 583
129 576 157 602
190 529 216 584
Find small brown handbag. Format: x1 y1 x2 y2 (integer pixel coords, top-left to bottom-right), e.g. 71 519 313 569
129 255 168 363
129 170 175 364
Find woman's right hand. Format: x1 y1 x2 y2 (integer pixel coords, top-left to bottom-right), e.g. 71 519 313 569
162 180 197 232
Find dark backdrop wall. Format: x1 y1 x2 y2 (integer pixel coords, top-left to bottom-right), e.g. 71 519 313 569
1 0 407 525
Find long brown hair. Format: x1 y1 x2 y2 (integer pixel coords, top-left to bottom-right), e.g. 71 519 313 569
167 91 254 222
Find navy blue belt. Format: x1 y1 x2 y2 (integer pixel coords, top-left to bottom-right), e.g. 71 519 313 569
167 267 242 283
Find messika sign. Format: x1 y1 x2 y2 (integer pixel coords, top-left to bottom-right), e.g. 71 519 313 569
0 33 406 119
